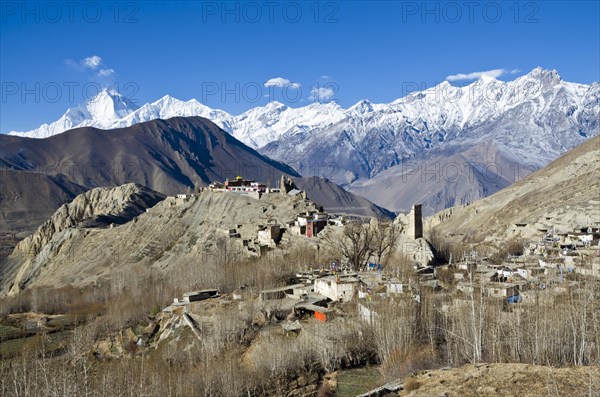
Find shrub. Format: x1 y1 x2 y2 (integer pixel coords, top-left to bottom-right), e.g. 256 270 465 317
505 238 524 256
150 304 161 317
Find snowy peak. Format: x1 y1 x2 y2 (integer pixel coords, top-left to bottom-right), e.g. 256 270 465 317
479 74 498 84
526 67 561 81
112 95 233 134
265 101 286 110
513 67 562 91
4 67 597 221
232 100 346 148
348 99 374 114
7 89 235 139
84 88 139 121
139 95 208 114
8 88 139 138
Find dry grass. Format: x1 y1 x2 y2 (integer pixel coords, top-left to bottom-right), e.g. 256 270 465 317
403 377 422 392
400 363 600 397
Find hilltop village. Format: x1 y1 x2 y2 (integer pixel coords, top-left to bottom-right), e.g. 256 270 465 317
173 175 600 308
149 175 600 362
108 177 598 395
173 175 340 254
160 202 599 324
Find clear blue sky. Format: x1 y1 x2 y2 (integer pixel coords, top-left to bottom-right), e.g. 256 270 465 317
1 0 598 133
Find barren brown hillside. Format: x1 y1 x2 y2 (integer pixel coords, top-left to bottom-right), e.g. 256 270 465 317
426 136 600 244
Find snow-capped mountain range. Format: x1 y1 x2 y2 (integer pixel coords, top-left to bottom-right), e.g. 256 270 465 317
10 68 598 155
262 68 598 183
7 88 347 148
8 67 599 213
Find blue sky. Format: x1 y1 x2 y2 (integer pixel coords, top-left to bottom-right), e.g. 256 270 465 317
1 0 599 133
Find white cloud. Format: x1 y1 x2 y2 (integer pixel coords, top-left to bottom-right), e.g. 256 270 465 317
97 68 115 77
309 86 335 102
82 55 102 70
264 77 301 89
446 68 519 82
65 56 117 81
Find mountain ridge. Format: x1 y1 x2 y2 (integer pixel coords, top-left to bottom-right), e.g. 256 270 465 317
1 117 390 256
10 68 597 154
6 67 599 215
2 116 299 192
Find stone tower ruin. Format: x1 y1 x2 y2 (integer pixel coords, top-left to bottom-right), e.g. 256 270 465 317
407 204 423 240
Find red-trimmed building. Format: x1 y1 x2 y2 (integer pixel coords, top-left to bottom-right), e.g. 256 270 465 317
306 219 327 238
224 176 266 193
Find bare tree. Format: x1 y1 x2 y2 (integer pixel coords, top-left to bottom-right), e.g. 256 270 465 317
371 219 400 267
325 222 374 271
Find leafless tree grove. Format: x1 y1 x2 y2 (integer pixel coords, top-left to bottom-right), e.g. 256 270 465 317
1 229 599 396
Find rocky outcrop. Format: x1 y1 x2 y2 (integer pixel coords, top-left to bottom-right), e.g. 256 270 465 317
1 188 323 294
2 184 165 294
12 183 165 258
